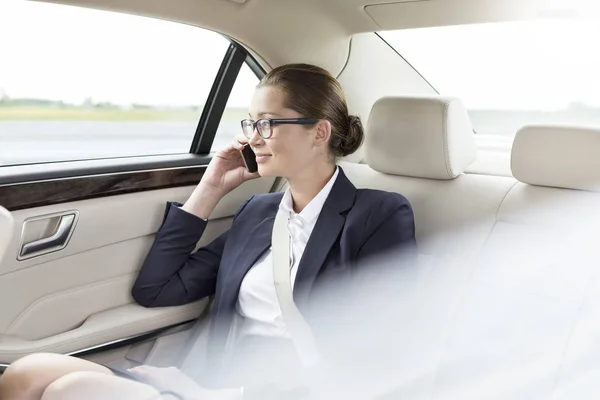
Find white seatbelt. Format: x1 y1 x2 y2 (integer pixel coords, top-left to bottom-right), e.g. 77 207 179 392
272 208 321 366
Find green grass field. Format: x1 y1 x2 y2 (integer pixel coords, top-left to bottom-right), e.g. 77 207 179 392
0 106 248 122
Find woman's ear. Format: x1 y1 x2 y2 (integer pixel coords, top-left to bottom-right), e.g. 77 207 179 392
313 120 332 147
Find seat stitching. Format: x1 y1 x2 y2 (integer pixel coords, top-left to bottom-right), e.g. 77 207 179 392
485 180 519 246
428 180 517 396
479 181 598 397
548 268 598 396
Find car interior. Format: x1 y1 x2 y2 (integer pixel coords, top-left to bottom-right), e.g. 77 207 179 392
1 0 600 398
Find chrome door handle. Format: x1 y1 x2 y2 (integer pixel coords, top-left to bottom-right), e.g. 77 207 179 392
19 213 76 259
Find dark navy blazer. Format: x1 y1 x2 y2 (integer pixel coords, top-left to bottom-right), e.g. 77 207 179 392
131 167 417 363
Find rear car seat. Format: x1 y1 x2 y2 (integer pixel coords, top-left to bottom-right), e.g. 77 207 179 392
428 125 600 400
342 98 600 399
451 124 600 400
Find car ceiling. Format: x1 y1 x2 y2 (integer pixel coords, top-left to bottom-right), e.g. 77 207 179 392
35 0 586 75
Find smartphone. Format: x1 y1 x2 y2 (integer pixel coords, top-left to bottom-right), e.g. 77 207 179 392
240 144 258 173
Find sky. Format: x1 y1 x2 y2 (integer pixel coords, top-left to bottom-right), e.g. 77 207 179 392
0 0 258 108
2 0 600 111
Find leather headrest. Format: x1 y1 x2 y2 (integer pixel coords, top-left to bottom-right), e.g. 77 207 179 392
512 125 600 191
365 96 476 179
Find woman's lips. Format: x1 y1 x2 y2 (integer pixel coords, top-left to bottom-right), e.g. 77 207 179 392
255 154 271 163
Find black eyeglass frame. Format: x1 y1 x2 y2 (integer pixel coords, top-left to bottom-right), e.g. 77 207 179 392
240 118 318 139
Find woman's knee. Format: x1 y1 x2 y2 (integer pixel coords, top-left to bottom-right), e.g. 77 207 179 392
0 353 58 398
42 371 162 400
3 353 53 377
0 352 112 400
42 371 107 400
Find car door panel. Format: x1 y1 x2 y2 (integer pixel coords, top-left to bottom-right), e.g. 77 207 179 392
0 301 207 363
0 175 275 365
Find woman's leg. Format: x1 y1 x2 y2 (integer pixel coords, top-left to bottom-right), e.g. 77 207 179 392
40 371 164 400
0 353 113 400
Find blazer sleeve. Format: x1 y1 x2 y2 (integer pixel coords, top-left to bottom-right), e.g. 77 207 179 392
357 192 417 261
131 196 253 308
350 192 419 311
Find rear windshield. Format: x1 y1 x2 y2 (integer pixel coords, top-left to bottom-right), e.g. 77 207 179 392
380 19 600 137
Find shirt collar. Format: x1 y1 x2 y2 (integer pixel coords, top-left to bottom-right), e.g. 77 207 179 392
279 166 339 225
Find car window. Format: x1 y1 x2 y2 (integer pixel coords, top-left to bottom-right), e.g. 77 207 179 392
379 20 600 137
0 0 230 166
213 63 261 151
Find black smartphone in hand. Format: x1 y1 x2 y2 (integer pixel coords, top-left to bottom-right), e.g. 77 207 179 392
240 144 258 173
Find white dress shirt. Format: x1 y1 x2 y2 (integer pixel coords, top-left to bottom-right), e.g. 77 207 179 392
235 167 340 339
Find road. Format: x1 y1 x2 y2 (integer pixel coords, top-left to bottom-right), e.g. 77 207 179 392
4 108 600 165
0 121 240 165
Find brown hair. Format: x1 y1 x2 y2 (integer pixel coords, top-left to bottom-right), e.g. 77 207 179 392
257 63 364 158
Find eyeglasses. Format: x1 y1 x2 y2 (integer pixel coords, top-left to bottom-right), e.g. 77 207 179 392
241 118 318 139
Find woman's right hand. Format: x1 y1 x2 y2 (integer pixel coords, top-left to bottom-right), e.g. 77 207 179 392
182 136 260 219
199 135 261 197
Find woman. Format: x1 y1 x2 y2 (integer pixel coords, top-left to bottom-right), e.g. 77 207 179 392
0 64 416 400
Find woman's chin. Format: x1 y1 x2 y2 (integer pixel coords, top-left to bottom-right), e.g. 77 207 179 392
256 164 277 178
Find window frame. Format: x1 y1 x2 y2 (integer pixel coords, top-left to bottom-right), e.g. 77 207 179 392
190 41 265 154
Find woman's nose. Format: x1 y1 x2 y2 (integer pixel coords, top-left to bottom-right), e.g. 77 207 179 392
248 127 264 147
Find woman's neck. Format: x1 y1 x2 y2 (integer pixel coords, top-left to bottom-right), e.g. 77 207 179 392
287 163 336 213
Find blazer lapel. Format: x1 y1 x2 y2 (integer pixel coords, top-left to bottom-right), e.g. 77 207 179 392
293 167 356 307
222 215 275 304
210 212 277 357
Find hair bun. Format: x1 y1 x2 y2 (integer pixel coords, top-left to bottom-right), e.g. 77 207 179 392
348 115 361 126
337 114 365 157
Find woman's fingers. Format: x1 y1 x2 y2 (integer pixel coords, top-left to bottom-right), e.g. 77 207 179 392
231 141 244 151
228 135 248 150
244 170 261 180
235 134 249 145
127 365 152 376
220 139 246 155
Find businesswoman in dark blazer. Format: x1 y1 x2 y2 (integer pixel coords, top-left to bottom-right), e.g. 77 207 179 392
0 64 416 400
